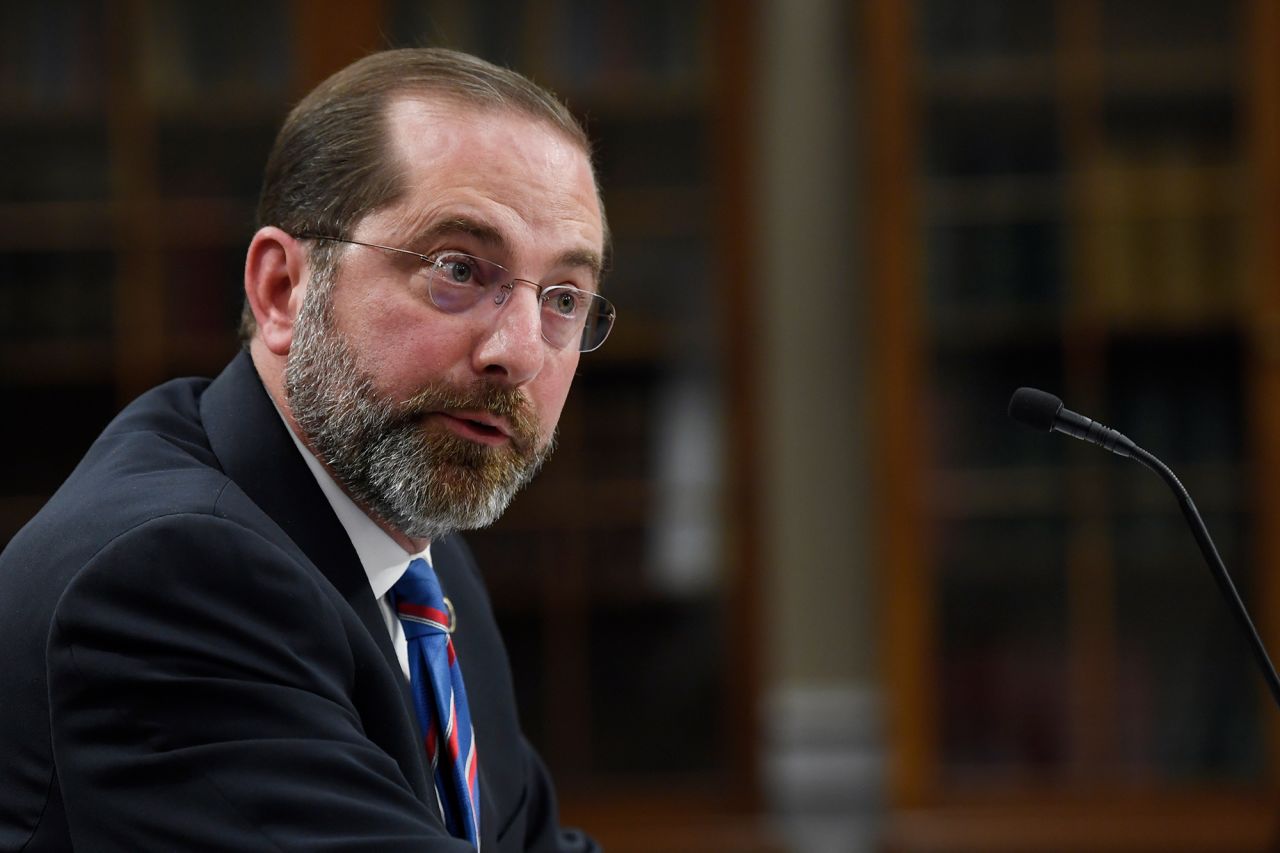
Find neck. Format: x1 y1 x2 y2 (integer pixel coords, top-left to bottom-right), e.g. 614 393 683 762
382 524 429 555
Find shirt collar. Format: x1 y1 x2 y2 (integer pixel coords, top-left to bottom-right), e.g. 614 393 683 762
274 404 429 598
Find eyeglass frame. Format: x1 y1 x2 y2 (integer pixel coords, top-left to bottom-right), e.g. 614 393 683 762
293 233 617 353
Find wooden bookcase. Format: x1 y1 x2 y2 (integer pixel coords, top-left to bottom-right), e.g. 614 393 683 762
0 2 767 848
867 0 1280 849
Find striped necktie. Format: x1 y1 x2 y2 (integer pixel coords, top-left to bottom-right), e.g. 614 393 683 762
391 556 481 847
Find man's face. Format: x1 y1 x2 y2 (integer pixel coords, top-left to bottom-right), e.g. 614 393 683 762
284 96 605 541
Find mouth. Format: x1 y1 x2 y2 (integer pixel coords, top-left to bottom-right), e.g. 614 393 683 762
430 410 514 446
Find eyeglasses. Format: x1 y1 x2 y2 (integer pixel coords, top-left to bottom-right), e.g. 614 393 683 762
296 235 616 353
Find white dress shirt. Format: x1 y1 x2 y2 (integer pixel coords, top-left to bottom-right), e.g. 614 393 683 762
278 411 424 681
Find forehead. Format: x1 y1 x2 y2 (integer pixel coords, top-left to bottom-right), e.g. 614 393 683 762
373 95 604 256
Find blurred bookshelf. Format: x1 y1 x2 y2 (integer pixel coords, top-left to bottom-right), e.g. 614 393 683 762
0 1 766 849
869 0 1280 850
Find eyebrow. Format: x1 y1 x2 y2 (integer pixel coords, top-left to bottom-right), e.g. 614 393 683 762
409 216 604 285
409 217 508 254
556 248 604 286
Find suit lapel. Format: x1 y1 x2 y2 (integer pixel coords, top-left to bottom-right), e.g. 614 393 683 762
200 354 391 654
198 353 431 797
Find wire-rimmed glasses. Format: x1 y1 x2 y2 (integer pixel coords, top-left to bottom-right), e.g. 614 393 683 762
296 234 616 353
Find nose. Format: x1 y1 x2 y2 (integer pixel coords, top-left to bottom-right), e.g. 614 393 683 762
472 281 545 385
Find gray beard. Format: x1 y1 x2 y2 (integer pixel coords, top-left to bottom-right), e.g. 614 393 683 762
283 274 554 542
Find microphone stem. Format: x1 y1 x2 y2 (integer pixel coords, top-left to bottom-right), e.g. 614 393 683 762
1129 445 1280 711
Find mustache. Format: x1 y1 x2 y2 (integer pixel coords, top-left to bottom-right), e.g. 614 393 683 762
393 381 541 451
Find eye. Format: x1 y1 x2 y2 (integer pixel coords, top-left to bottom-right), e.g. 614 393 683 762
545 288 582 318
433 253 481 286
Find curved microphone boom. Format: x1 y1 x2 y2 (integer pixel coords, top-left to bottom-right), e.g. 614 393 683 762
1008 387 1280 711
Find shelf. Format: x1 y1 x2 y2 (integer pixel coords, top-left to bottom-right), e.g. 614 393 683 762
164 332 242 375
0 340 115 385
0 202 118 251
488 478 655 531
485 569 719 615
561 80 710 116
1100 48 1238 96
603 187 709 237
0 102 106 125
922 48 1238 100
932 463 1246 512
155 198 258 247
0 198 268 252
924 175 1065 223
923 56 1058 99
1067 307 1244 336
927 165 1244 224
149 99 290 125
1081 162 1244 215
1107 462 1246 514
879 0 1269 839
887 795 1277 853
927 308 1064 346
575 318 677 365
930 467 1068 518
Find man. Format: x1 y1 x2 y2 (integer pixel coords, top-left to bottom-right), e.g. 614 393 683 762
0 48 614 851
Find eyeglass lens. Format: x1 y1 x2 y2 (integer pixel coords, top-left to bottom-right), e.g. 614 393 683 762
425 253 613 351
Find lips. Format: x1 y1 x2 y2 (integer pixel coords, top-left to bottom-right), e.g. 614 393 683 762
432 410 514 446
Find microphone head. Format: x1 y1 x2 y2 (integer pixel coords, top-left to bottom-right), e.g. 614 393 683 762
1008 387 1063 432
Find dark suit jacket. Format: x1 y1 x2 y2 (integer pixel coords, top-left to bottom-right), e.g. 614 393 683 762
0 352 596 852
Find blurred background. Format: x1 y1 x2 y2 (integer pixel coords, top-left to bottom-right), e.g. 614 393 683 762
3 0 1280 851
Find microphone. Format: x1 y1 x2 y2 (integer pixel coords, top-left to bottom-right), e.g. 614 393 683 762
1008 387 1136 458
1008 386 1280 711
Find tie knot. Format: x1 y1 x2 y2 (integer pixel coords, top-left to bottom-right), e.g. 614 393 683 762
392 557 453 637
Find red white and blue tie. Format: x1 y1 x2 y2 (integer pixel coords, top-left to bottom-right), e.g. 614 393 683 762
391 557 481 847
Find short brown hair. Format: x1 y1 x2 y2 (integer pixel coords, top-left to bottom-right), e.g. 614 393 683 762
242 47 602 341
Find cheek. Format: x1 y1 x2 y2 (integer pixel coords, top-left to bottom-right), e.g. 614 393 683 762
342 275 469 352
336 305 473 395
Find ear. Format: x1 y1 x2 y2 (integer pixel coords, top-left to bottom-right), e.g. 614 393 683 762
244 226 309 356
